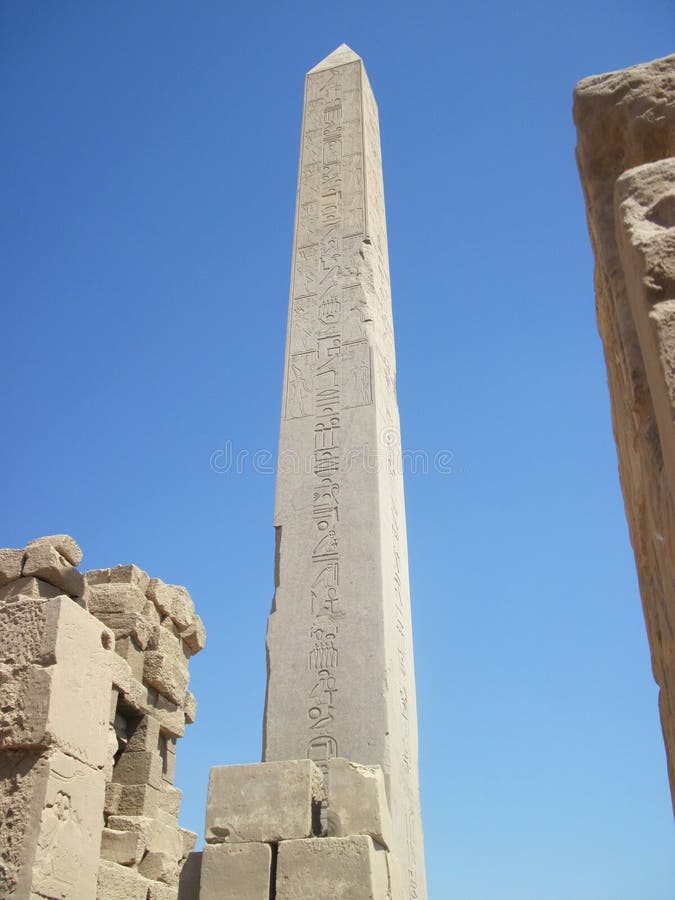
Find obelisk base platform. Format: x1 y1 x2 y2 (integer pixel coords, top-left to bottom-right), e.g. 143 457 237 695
180 759 405 899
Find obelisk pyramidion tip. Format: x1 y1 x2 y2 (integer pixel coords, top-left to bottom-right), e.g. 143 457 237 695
307 44 362 73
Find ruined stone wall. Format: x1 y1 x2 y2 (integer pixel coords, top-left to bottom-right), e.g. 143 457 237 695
574 54 675 809
0 535 205 899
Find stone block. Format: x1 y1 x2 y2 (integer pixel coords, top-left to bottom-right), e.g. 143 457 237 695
179 826 197 858
96 610 154 647
327 758 393 849
149 623 190 666
144 650 189 705
106 782 161 817
126 713 161 753
25 534 82 567
0 749 105 899
148 881 179 900
113 748 164 789
101 826 146 865
147 579 195 630
85 567 111 585
111 654 150 713
115 635 146 681
157 783 182 819
0 547 23 586
179 614 206 655
138 849 180 884
0 575 62 604
200 842 271 900
177 851 201 900
89 584 159 647
276 835 390 900
110 563 151 593
97 860 152 900
89 583 147 616
0 596 114 768
107 814 183 858
184 691 197 724
205 759 322 844
22 540 85 598
151 690 186 738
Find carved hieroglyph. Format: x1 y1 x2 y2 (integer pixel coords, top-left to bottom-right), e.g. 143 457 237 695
263 45 426 898
574 54 675 811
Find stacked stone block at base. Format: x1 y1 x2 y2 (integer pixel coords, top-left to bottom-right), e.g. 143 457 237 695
200 843 271 900
205 759 322 844
197 757 403 900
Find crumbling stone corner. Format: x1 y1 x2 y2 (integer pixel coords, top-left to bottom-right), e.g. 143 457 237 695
0 535 206 899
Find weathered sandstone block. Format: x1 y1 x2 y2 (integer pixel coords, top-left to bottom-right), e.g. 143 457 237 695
0 547 23 585
0 575 62 604
275 834 390 900
22 539 85 598
199 843 271 900
205 759 322 844
0 595 113 767
0 749 105 898
98 859 152 900
148 881 179 900
101 826 146 865
108 814 184 858
144 651 189 705
113 748 164 789
147 579 195 630
148 623 190 667
89 583 157 647
327 758 393 849
179 615 206 655
138 848 180 884
25 534 82 567
105 781 161 817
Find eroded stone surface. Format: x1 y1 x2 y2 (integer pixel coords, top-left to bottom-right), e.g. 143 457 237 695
327 758 393 850
205 759 322 844
276 834 390 900
574 53 675 811
0 548 23 586
0 595 114 768
200 843 271 900
22 539 85 598
1 749 106 899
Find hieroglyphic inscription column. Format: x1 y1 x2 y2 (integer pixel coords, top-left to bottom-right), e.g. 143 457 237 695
263 45 426 899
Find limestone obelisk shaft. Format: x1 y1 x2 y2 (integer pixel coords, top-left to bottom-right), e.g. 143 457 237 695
263 45 426 898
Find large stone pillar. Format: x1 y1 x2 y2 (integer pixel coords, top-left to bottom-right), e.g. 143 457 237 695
263 45 426 898
574 54 675 811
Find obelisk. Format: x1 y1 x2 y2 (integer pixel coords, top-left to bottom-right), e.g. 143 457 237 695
263 45 426 898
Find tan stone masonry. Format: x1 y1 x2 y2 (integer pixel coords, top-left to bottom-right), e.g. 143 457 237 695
574 53 675 811
0 534 205 899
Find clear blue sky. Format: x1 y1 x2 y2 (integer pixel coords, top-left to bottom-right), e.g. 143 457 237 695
3 3 674 897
